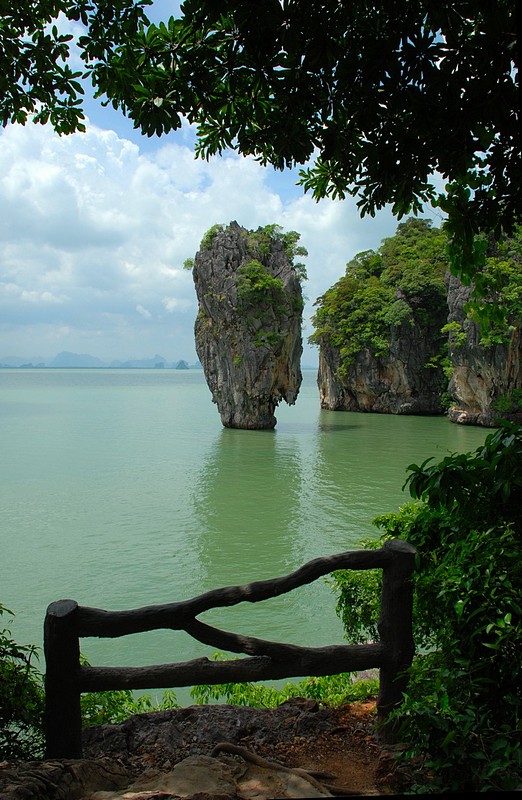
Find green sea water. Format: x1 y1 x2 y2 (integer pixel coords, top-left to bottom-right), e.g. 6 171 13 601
1 368 488 702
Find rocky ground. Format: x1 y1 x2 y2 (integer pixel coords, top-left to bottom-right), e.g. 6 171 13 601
0 699 413 799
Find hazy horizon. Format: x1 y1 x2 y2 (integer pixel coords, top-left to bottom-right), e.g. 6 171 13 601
0 348 320 368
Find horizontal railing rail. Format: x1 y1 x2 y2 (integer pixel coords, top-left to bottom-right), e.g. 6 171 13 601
44 538 416 758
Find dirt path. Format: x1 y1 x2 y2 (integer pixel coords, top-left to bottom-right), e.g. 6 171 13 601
236 700 401 795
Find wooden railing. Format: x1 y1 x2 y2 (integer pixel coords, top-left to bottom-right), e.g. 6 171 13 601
44 538 416 758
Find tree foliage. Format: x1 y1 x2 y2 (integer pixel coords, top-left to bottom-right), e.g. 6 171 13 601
1 1 519 281
0 605 44 760
311 219 522 388
0 0 151 133
92 0 519 280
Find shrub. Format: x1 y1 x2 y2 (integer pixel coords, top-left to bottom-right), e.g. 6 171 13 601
236 259 285 307
80 684 179 727
0 606 45 760
200 223 225 249
247 224 308 281
190 654 378 708
331 422 522 792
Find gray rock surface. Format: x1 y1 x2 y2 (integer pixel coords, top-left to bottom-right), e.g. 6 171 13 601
317 272 522 426
0 758 129 800
317 290 446 415
446 274 522 426
85 752 332 799
193 222 303 429
0 702 344 800
81 701 334 766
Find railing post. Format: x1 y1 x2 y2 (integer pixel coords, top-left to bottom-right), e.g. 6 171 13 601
44 599 82 759
376 539 416 743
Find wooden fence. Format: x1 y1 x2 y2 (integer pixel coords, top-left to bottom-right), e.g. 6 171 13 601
44 538 416 758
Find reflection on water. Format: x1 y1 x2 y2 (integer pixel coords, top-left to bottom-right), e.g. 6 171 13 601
317 421 361 433
193 428 303 579
308 409 490 550
191 426 322 648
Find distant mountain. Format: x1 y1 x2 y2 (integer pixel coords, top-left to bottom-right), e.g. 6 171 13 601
0 351 201 369
0 355 47 367
49 351 108 368
110 354 167 369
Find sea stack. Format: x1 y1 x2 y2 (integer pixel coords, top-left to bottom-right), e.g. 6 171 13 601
192 221 303 429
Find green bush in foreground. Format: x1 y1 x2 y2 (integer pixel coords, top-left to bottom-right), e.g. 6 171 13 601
331 421 522 793
0 606 44 760
79 659 180 727
80 668 378 726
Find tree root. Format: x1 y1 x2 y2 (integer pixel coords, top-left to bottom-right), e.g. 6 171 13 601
211 741 362 796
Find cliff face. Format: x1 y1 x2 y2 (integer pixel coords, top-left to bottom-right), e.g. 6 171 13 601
317 274 522 426
446 275 522 426
193 222 303 429
318 292 446 415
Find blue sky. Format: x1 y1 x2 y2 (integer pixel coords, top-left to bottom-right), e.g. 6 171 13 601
0 1 442 366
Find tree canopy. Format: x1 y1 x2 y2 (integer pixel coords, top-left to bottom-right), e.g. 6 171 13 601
0 0 151 133
1 1 519 280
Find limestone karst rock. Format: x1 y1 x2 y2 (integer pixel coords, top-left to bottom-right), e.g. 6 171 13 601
446 274 522 426
193 222 304 429
313 217 521 427
316 273 522 426
317 289 447 415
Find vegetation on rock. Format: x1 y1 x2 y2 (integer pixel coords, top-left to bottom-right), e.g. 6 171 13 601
193 221 305 428
199 223 226 251
197 222 308 283
310 218 448 380
195 223 307 325
464 225 522 347
311 219 522 421
245 224 308 282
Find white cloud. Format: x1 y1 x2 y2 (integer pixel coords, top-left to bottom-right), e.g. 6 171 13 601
20 289 69 304
0 118 408 364
136 304 152 320
162 296 193 313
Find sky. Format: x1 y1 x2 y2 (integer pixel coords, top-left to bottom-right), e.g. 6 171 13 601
0 1 443 367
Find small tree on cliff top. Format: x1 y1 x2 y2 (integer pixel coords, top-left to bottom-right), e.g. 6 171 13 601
2 1 519 283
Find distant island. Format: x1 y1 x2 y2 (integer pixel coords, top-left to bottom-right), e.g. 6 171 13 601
0 351 203 370
0 351 319 370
